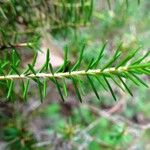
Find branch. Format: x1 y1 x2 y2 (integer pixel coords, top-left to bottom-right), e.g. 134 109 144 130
0 63 149 81
0 44 149 102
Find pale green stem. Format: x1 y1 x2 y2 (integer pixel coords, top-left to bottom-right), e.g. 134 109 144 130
0 66 129 80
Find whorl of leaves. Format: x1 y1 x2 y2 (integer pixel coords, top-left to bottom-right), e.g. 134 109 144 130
0 0 144 102
0 42 149 102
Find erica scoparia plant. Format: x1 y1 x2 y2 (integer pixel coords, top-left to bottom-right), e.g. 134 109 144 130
0 42 149 102
0 0 146 103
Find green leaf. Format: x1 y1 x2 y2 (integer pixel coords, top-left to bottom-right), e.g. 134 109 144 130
57 61 71 73
57 46 69 73
1 61 9 69
118 76 133 97
129 62 150 70
46 49 50 71
49 63 65 102
103 76 117 101
28 64 44 101
63 46 69 72
7 80 14 99
78 78 86 96
91 42 106 68
131 51 150 65
138 68 150 75
87 75 100 100
28 64 36 75
39 49 50 72
24 52 37 74
12 49 20 66
124 72 139 86
102 47 121 70
63 79 68 97
109 74 125 92
43 79 48 98
14 49 21 60
37 79 43 102
71 43 85 71
11 65 20 76
9 60 20 75
94 75 108 91
86 58 94 71
71 77 83 103
23 79 30 101
130 72 149 88
117 47 140 68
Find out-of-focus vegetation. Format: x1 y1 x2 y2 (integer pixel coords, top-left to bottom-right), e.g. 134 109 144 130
0 0 150 150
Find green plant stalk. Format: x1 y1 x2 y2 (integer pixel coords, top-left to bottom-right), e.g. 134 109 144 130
0 65 147 81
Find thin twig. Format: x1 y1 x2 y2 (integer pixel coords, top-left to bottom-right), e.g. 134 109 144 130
0 66 133 80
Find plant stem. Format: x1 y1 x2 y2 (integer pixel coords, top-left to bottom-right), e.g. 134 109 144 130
0 66 135 80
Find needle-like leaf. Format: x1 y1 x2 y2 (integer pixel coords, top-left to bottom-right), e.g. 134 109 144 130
131 51 150 65
63 79 68 97
87 75 100 100
71 77 83 103
124 72 139 86
24 53 38 74
117 47 140 68
118 76 133 97
94 75 108 91
37 79 43 102
11 65 20 76
109 74 125 92
28 64 36 75
130 72 149 88
43 79 47 98
86 58 94 71
91 42 106 68
71 43 85 71
7 80 14 99
102 47 121 70
23 79 30 101
40 49 50 72
49 63 65 102
103 76 117 101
